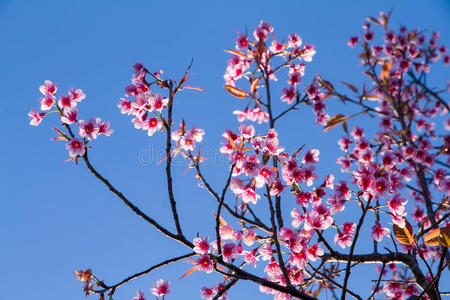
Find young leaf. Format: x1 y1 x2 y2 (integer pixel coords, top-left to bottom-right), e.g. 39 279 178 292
424 228 441 246
224 85 249 99
440 226 450 248
323 114 346 132
183 86 205 92
393 219 414 245
250 77 260 94
342 81 358 93
179 266 198 279
224 49 250 60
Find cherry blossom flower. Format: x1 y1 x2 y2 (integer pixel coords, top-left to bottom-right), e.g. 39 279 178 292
39 93 55 111
69 87 86 103
61 107 78 124
334 231 353 248
193 237 210 255
143 117 162 136
371 223 391 242
200 287 215 300
132 290 147 300
58 94 75 108
39 80 57 96
28 109 45 126
195 255 213 273
151 279 171 297
78 119 100 140
66 138 86 158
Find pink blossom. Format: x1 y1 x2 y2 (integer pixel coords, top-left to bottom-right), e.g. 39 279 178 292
39 93 55 111
69 87 86 102
239 124 255 139
28 109 45 126
60 107 78 124
149 93 168 112
66 138 86 158
291 208 304 228
302 149 320 164
143 117 162 136
255 165 276 188
241 187 260 204
334 231 353 248
270 178 284 196
242 230 256 246
132 290 146 300
151 279 171 297
39 80 57 96
281 86 296 104
196 255 213 273
347 36 359 48
193 237 210 254
117 98 132 114
78 119 100 140
371 223 391 242
242 249 259 267
96 119 113 136
219 225 234 240
288 33 302 48
58 94 75 108
200 287 215 300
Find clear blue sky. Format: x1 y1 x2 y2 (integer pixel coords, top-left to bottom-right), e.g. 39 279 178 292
1 1 449 299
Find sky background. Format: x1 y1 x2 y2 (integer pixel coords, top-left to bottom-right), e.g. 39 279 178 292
1 0 449 299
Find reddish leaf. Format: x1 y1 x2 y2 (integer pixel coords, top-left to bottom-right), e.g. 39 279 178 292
213 211 227 226
342 81 358 93
366 16 382 26
317 77 335 92
380 61 391 80
224 85 249 99
323 114 346 132
179 266 198 279
440 226 450 248
393 219 414 245
424 228 441 246
183 86 205 92
224 49 250 60
250 77 260 94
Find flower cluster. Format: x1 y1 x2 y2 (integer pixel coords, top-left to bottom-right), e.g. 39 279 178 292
28 80 112 160
224 20 316 124
118 63 168 136
172 121 205 152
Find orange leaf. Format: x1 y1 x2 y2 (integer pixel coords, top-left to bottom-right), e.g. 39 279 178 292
393 219 414 245
380 61 391 80
440 226 450 248
342 81 358 93
51 136 69 141
213 211 228 226
183 86 205 92
224 85 249 99
366 16 382 26
224 49 250 60
250 77 260 94
323 114 346 132
179 266 198 279
317 77 335 92
424 228 441 246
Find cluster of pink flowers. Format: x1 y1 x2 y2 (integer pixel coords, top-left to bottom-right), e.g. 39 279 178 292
172 122 205 152
200 282 228 300
131 280 170 300
28 80 112 160
224 20 316 124
118 63 169 136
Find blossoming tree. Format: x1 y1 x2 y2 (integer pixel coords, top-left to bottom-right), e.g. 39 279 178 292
29 11 449 300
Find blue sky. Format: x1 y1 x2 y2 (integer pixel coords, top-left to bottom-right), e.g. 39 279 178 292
1 0 449 299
